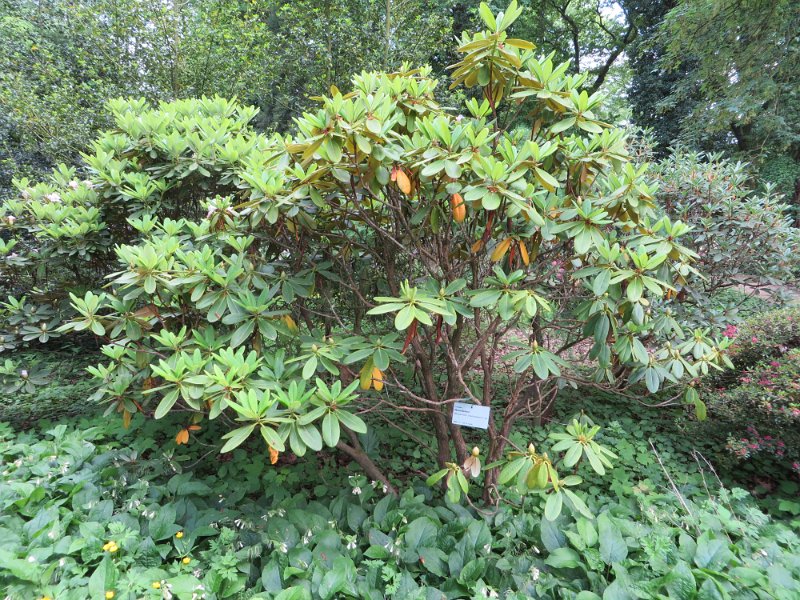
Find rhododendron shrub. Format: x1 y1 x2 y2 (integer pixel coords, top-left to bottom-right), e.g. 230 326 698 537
0 2 732 504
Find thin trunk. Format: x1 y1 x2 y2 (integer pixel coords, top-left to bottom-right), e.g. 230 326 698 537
337 438 397 495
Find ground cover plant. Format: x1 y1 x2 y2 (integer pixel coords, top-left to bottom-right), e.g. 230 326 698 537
2 401 799 600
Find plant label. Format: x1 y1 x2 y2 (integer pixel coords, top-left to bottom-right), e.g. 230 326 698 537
452 401 491 429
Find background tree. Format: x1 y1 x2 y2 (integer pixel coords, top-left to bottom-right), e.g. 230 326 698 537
656 0 800 158
622 0 695 154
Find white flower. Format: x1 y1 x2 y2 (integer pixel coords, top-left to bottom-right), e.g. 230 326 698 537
346 538 357 550
483 543 492 553
456 114 464 122
5 216 15 225
27 556 36 563
533 545 540 554
45 192 61 203
302 531 313 545
278 543 288 553
532 567 540 581
68 181 80 190
82 179 94 189
352 486 362 495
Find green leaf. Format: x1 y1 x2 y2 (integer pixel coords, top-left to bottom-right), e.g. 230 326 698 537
426 469 449 486
336 410 367 434
274 587 312 600
220 424 256 453
478 2 497 30
498 457 528 484
297 424 322 451
394 306 415 330
597 512 627 564
544 547 581 569
564 489 594 520
302 355 318 379
260 426 286 452
544 492 563 521
321 411 340 446
154 389 180 419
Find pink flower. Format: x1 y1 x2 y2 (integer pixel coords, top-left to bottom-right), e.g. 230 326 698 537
751 336 758 343
723 325 738 338
770 361 780 368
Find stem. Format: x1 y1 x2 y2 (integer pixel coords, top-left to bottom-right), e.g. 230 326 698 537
336 439 397 496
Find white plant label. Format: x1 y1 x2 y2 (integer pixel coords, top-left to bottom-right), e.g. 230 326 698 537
451 401 491 429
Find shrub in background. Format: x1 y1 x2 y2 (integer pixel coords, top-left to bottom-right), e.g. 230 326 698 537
694 307 800 479
652 150 799 326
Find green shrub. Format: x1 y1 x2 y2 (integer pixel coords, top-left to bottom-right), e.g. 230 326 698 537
653 150 799 325
3 2 733 507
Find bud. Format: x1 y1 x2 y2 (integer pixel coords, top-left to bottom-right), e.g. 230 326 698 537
471 446 480 457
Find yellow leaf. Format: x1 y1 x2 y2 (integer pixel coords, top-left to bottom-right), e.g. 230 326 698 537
372 367 384 391
359 362 373 390
283 314 299 334
471 239 484 254
122 409 132 430
519 240 530 266
269 446 279 465
490 238 512 262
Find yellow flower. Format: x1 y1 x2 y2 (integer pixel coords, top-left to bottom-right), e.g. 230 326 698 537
39 597 52 600
102 541 119 553
175 531 184 539
182 556 191 564
152 581 161 589
105 592 115 599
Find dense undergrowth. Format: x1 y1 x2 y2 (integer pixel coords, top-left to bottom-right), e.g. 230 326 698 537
2 375 800 599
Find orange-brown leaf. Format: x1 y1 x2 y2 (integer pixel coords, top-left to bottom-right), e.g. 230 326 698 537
396 169 412 195
175 429 190 445
519 240 530 266
372 367 384 392
451 193 466 223
269 446 279 465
